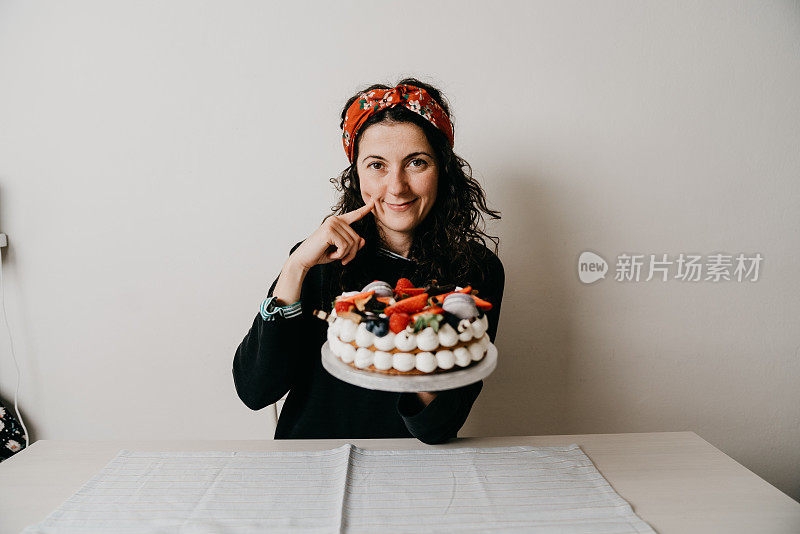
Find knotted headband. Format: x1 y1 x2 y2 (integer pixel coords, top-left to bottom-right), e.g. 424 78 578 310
342 84 454 163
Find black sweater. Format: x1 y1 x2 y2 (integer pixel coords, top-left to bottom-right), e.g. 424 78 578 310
232 241 504 444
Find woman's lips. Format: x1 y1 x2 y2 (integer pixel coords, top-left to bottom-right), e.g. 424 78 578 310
384 198 417 212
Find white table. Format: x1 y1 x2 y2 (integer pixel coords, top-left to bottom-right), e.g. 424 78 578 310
1 431 798 533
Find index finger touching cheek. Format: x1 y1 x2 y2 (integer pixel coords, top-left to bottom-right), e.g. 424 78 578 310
340 197 376 225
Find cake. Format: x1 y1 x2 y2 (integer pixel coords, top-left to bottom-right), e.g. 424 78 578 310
318 278 493 375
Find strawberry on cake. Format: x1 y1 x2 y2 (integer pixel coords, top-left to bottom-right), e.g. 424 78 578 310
318 278 493 375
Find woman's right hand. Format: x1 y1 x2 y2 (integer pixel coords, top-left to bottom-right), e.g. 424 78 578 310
289 198 376 271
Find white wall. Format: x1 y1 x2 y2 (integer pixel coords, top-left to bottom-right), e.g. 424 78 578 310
1 0 798 501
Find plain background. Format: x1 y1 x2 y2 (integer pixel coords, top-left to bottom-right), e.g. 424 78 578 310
0 0 798 502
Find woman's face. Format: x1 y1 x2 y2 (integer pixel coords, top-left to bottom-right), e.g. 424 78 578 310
356 121 439 237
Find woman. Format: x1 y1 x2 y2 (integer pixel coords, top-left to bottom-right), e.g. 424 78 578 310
233 78 504 444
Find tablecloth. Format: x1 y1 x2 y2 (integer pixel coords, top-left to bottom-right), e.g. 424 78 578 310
23 443 655 533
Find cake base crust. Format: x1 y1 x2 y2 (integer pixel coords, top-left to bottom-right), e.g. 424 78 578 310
341 359 479 376
341 337 474 354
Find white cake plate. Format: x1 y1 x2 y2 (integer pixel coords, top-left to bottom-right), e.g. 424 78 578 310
321 340 497 392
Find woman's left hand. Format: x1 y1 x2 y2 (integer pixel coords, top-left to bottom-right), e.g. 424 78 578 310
416 391 437 407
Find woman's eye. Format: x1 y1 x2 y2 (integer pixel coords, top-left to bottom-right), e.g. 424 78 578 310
410 159 427 168
368 161 383 170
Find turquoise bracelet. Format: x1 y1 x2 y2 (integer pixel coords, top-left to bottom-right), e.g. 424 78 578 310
260 296 303 321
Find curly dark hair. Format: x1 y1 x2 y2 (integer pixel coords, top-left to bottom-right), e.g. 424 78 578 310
328 77 500 292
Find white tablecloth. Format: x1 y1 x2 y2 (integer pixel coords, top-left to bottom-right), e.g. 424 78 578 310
23 444 655 533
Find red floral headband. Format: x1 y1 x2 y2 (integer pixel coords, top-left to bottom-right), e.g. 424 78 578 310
341 84 454 163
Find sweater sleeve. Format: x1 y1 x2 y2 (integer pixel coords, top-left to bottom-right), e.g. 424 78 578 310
232 242 309 411
397 247 505 444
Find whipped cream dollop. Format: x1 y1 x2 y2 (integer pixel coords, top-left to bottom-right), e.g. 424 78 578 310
373 351 393 370
392 352 415 372
416 327 439 352
457 319 474 342
354 347 373 369
415 352 437 373
339 342 356 363
355 322 375 348
453 346 472 367
437 323 459 347
394 330 417 351
435 349 455 370
338 318 358 342
373 331 395 351
471 315 489 338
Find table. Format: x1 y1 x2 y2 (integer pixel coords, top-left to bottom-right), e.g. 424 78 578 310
0 431 798 533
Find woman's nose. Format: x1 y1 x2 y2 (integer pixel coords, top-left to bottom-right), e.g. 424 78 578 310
386 168 408 196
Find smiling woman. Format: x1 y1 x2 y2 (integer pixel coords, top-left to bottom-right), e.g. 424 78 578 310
233 78 505 444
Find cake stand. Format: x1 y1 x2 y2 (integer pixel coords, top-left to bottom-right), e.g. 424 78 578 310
321 340 497 392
